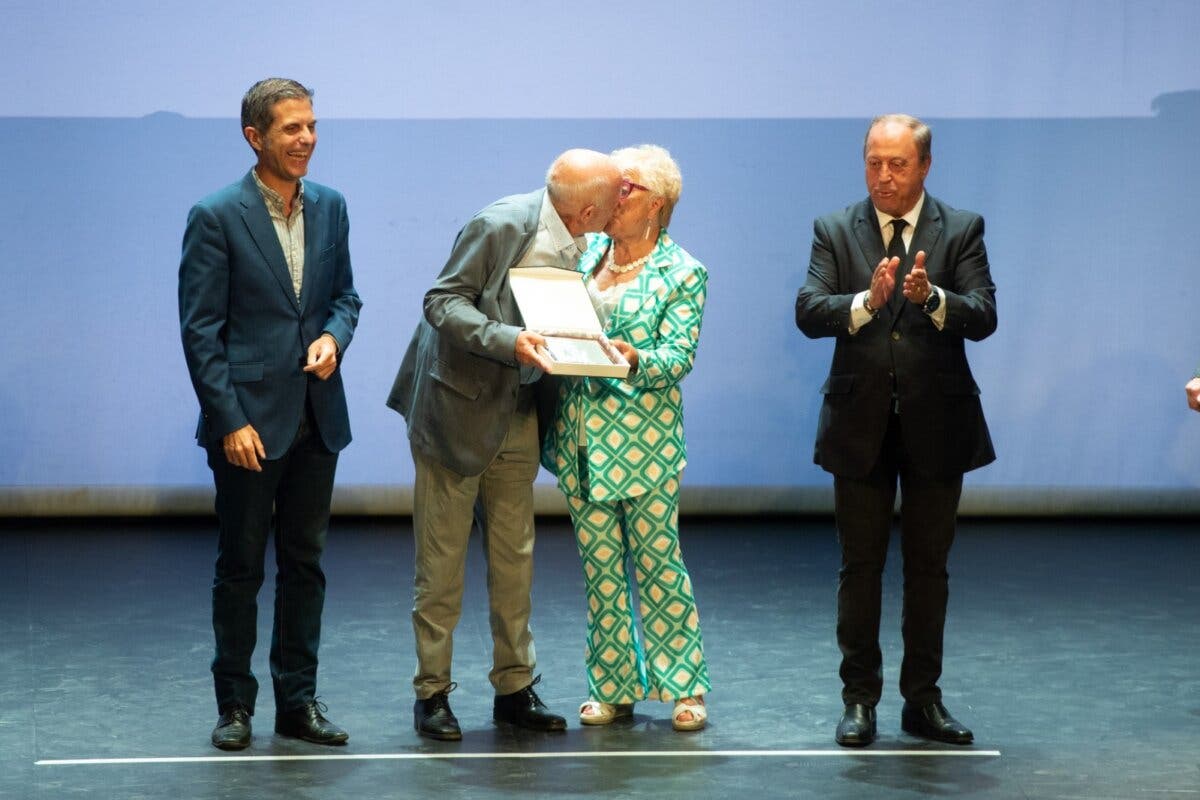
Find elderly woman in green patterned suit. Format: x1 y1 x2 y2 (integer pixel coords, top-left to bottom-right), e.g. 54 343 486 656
541 144 711 732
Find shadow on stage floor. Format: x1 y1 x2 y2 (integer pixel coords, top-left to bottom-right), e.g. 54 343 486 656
0 515 1197 799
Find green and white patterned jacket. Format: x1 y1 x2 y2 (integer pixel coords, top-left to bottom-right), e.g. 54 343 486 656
541 231 708 502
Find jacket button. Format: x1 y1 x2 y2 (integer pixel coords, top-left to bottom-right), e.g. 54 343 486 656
891 331 901 341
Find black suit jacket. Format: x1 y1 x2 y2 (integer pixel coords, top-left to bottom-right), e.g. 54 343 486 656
795 194 996 479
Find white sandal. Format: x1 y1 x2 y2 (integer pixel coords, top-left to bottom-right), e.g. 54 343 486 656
672 698 708 732
579 700 634 726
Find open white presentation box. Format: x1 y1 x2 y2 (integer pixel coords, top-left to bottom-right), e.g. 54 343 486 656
508 266 630 379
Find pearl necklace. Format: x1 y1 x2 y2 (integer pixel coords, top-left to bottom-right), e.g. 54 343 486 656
605 248 652 274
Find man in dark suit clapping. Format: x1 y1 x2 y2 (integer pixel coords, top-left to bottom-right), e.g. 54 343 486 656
796 114 997 748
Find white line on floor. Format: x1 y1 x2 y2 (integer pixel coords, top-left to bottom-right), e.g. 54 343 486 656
38 749 1002 766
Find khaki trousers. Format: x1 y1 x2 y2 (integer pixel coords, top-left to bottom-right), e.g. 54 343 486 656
410 398 539 699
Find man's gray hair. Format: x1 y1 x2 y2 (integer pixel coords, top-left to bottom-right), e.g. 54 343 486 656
241 78 314 135
864 114 932 163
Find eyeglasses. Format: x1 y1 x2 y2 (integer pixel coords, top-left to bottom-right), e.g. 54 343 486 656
619 179 651 200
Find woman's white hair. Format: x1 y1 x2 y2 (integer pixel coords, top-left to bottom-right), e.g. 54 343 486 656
611 144 683 229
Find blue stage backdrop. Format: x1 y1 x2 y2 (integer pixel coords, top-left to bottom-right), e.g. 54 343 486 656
1 1 1199 512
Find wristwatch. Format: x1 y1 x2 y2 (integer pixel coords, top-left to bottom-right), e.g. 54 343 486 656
863 294 879 316
922 287 941 315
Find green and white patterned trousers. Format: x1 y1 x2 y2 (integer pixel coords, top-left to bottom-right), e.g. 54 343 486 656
567 473 711 704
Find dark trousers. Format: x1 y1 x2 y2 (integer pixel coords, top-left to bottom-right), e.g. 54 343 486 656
206 409 338 715
833 412 962 707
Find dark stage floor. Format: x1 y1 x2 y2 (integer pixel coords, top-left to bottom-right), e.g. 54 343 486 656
0 515 1197 799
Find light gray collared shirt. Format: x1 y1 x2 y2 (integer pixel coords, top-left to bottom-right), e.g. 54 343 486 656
252 169 305 301
515 189 587 270
513 190 586 382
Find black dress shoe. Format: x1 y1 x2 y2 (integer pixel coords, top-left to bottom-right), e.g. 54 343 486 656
493 676 566 732
415 684 462 741
211 706 252 750
835 703 877 747
901 701 974 744
274 699 349 745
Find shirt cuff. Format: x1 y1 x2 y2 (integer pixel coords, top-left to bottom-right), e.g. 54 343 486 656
927 286 947 330
849 290 875 334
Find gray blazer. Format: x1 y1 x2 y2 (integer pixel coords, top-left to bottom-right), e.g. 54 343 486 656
387 190 544 476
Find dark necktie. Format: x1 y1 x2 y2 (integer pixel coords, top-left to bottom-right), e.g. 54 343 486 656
887 218 907 307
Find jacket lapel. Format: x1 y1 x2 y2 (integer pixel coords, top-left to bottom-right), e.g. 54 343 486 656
616 268 669 334
852 199 886 274
891 194 943 324
300 182 320 313
239 173 300 312
908 195 943 278
606 235 672 335
852 199 904 317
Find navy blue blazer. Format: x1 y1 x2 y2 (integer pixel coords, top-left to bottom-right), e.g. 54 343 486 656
795 194 996 479
179 171 361 459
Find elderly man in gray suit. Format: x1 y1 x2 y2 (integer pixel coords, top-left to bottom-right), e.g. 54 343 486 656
387 149 623 740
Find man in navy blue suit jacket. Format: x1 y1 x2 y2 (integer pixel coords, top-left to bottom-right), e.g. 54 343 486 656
797 114 996 748
179 78 361 751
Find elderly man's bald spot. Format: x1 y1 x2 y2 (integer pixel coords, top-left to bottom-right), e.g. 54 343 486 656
547 149 615 186
545 148 622 234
